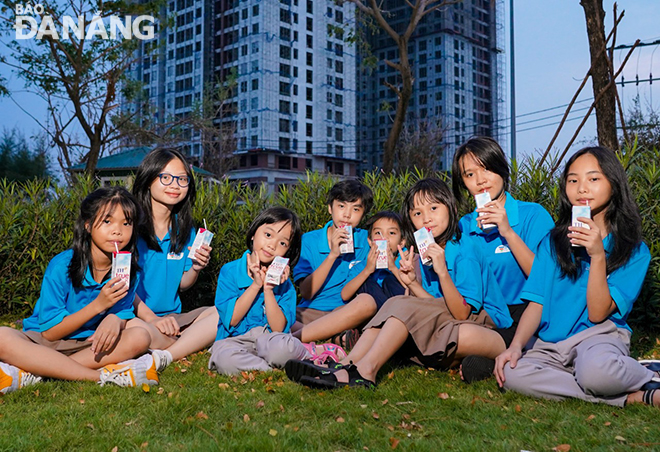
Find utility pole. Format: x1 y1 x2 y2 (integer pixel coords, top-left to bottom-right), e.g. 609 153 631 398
509 0 516 161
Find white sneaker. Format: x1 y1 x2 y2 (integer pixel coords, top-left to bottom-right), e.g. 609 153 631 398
151 349 173 373
99 354 159 387
0 362 42 394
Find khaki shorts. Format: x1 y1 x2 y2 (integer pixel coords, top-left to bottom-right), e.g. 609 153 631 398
296 306 342 324
23 330 92 356
163 306 210 330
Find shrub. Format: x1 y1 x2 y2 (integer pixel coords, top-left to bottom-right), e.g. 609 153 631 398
1 147 659 331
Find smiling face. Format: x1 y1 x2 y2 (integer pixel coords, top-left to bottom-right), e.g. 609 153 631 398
328 199 365 229
250 221 293 265
565 153 612 215
409 194 450 240
369 218 404 255
459 152 506 202
149 157 190 209
89 203 134 256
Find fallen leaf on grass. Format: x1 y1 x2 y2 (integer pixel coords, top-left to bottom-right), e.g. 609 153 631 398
604 422 611 426
382 399 389 405
586 414 596 421
33 390 39 397
279 405 285 412
157 387 165 395
79 399 85 404
243 414 250 423
265 385 275 393
196 412 208 420
140 442 148 449
360 404 367 409
387 425 395 431
389 437 400 449
515 405 521 412
125 420 137 426
111 447 118 452
437 392 449 399
372 412 380 420
86 424 94 430
615 436 626 443
256 400 265 408
269 429 277 436
552 445 570 452
387 371 394 380
218 383 229 390
336 417 345 423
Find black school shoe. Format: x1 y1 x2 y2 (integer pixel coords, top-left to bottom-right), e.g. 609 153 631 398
284 359 343 383
461 355 496 384
299 363 376 390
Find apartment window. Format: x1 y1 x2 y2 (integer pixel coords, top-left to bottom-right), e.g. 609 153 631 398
279 118 290 132
327 109 333 120
280 9 291 23
280 63 291 77
251 79 259 90
306 17 313 31
335 60 343 73
279 100 291 114
306 52 313 66
306 87 313 101
280 45 291 60
253 4 259 16
307 0 313 13
335 128 343 141
306 123 313 137
306 105 313 119
306 34 313 49
335 111 343 123
251 116 258 128
280 26 291 40
306 70 313 84
250 98 258 109
240 118 247 129
326 126 332 137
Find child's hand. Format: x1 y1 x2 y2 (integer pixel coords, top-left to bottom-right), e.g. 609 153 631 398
494 345 522 388
151 316 180 337
568 218 605 258
398 245 417 286
248 252 265 288
88 314 122 355
265 265 289 291
387 247 398 272
476 199 511 235
425 243 448 277
279 265 291 285
365 244 378 273
95 277 129 312
191 244 212 271
329 226 349 257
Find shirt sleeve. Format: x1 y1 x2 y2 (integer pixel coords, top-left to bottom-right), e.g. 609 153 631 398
183 229 196 272
452 252 484 313
37 260 74 332
214 263 241 340
607 243 651 318
293 236 314 283
522 206 555 254
276 280 298 332
520 237 551 306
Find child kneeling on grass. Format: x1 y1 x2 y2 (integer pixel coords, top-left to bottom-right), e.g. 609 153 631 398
0 187 161 394
208 207 311 375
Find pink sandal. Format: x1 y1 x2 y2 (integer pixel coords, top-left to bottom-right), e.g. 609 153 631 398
312 343 347 365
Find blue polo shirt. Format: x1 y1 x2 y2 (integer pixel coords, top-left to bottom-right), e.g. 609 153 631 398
23 250 138 339
215 251 297 341
136 229 195 316
522 235 651 343
419 239 512 329
293 221 369 311
458 192 554 306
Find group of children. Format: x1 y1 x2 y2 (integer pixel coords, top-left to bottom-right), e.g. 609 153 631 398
1 138 659 410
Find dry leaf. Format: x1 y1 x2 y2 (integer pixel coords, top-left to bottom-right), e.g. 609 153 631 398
279 404 285 412
360 404 368 409
515 405 521 412
33 390 39 397
293 426 300 432
157 387 165 395
196 411 208 420
604 422 611 426
615 436 626 443
140 442 148 449
265 385 275 393
387 425 395 431
86 423 95 430
336 417 345 423
389 437 400 449
141 383 150 393
243 414 250 423
438 392 449 399
372 412 380 420
79 399 85 404
402 414 410 420
552 445 570 452
218 383 229 390
111 447 118 452
269 429 277 436
382 399 389 405
256 400 265 408
586 414 596 421
387 371 395 380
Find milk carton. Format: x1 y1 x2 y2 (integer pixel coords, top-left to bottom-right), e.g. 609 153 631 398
474 191 495 230
265 256 289 285
111 251 131 287
571 205 591 247
375 239 389 269
414 227 434 266
188 228 214 259
339 225 354 254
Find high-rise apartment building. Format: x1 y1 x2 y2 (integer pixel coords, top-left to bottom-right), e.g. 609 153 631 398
356 0 505 172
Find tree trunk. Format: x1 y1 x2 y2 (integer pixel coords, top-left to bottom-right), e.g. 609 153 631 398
580 0 618 151
383 51 414 174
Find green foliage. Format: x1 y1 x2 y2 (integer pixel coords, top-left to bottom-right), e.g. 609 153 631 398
2 149 660 329
0 128 52 182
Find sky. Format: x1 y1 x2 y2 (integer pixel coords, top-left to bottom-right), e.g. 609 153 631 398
1 0 659 166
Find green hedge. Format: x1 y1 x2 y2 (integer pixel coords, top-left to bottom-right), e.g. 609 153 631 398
1 146 659 330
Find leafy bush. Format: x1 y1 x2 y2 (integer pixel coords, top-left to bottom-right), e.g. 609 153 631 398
1 147 659 330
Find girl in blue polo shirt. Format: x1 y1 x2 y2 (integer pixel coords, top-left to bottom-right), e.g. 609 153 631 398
451 136 555 383
0 187 159 394
494 146 659 408
285 178 512 388
208 207 310 375
130 148 215 371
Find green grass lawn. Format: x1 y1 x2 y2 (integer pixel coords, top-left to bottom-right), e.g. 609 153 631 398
2 328 660 451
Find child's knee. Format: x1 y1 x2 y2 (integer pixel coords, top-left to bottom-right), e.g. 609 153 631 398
255 334 307 368
0 327 18 355
124 327 152 354
574 355 626 396
352 294 377 317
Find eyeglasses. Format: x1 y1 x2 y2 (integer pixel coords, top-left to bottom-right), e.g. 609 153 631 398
158 173 190 187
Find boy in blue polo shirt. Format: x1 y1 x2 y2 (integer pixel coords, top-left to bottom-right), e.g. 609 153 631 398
292 180 374 348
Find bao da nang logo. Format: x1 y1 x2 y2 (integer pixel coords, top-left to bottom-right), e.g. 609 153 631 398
14 3 155 40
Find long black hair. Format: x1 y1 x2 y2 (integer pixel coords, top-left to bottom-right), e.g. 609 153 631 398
132 148 197 254
550 146 642 279
401 178 460 248
452 136 510 207
245 207 303 267
69 187 140 288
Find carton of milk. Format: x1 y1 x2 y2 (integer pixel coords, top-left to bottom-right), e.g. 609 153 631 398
188 228 214 259
265 256 289 285
111 251 131 287
414 227 434 266
375 239 389 269
571 205 591 247
339 225 354 254
474 192 495 230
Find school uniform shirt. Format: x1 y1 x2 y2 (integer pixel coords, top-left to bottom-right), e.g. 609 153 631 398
419 239 512 329
459 192 554 306
293 221 369 311
23 249 139 340
215 251 297 341
136 229 195 315
521 235 651 343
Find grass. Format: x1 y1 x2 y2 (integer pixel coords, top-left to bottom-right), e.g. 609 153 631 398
2 324 660 451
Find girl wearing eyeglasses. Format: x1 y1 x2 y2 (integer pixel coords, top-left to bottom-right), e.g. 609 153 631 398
128 148 217 372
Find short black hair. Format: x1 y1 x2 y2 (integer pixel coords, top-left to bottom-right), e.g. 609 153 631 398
326 179 373 215
365 211 403 236
452 136 510 206
245 206 303 267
